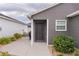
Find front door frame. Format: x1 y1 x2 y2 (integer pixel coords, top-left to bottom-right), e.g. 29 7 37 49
31 19 49 46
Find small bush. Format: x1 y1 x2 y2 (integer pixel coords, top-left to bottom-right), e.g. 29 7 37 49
53 35 75 53
0 33 23 45
10 36 16 41
0 52 10 56
14 33 22 39
0 37 12 45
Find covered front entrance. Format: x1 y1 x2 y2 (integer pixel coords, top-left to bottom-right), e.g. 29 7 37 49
34 20 47 42
31 19 48 46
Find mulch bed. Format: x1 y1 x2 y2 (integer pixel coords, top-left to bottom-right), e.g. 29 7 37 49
48 45 76 56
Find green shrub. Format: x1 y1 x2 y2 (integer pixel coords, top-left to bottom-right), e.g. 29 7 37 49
0 37 12 45
0 33 23 45
53 35 75 53
14 33 22 39
0 52 10 56
10 36 16 41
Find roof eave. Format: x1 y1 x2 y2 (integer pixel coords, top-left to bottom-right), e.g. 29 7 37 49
0 13 27 25
67 10 79 18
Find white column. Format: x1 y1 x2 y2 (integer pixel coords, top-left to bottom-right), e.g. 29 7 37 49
47 19 49 46
31 20 33 46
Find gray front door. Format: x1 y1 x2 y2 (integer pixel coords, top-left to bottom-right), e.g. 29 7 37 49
34 20 46 42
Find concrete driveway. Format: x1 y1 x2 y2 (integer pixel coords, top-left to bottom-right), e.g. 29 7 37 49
0 37 50 56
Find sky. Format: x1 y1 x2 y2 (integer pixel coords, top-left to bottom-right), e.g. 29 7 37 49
0 3 53 23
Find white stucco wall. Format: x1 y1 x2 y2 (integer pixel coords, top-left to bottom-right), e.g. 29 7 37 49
0 18 28 37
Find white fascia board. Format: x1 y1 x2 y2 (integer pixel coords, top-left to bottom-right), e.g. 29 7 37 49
67 10 79 17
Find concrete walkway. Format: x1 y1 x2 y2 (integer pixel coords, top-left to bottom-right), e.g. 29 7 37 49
27 42 50 56
0 37 50 56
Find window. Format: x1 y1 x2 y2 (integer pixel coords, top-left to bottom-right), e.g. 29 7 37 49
55 20 67 31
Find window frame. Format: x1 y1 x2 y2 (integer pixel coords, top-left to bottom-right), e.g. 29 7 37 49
55 20 67 31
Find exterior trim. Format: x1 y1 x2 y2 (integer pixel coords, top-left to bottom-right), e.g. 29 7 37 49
67 10 79 18
31 19 34 46
55 20 67 31
0 13 26 25
47 19 49 45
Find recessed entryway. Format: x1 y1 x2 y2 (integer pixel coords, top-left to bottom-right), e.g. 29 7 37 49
31 19 48 46
34 20 47 42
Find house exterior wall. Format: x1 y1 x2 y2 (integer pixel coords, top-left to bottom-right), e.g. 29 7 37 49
32 3 79 45
0 17 28 37
69 16 79 47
